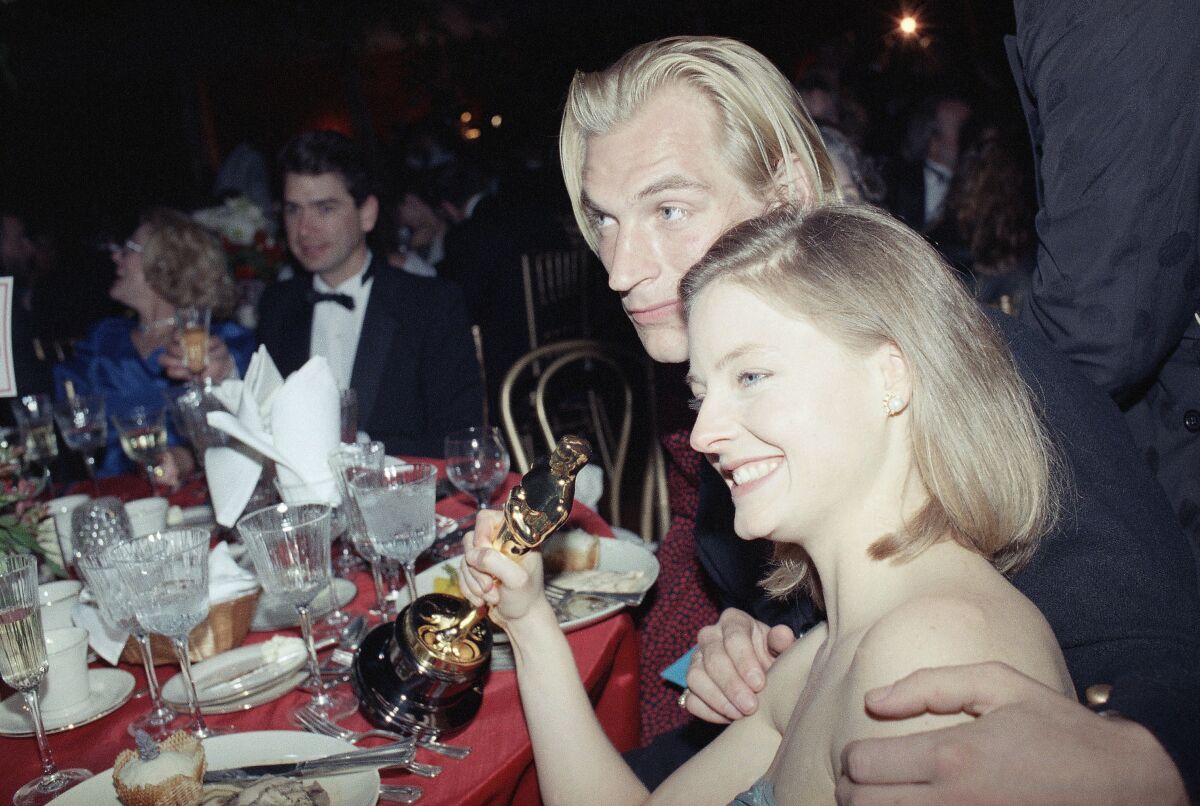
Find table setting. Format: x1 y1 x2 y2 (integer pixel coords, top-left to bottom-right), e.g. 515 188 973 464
0 350 651 805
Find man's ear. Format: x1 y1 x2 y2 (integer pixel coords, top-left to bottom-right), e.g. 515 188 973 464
768 153 815 210
359 195 380 234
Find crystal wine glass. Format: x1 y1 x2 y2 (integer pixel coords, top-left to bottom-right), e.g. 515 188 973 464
444 426 510 510
348 463 438 610
329 441 391 620
175 306 211 386
53 394 107 495
10 394 59 471
107 528 225 738
70 497 133 569
74 553 187 739
236 502 356 723
0 554 92 804
112 406 169 493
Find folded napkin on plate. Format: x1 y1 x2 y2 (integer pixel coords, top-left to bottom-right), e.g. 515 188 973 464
206 346 342 525
77 542 259 664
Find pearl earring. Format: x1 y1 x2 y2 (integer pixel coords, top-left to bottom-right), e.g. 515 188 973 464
884 394 906 417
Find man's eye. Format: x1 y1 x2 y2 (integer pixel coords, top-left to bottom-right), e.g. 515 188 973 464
591 212 614 230
660 206 686 222
318 203 336 214
687 396 704 412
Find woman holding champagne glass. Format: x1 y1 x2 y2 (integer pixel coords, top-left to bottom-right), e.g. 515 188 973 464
53 208 255 487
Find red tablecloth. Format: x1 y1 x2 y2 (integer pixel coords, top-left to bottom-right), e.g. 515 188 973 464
1 464 640 805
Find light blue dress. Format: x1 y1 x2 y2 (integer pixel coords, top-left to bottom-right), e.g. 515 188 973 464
53 317 255 477
729 779 776 806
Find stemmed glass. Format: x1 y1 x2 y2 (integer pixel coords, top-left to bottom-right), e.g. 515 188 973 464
112 406 168 492
348 463 438 610
329 442 393 620
53 394 107 494
74 554 187 739
0 554 92 804
107 528 225 739
175 306 212 386
236 503 356 723
445 426 510 511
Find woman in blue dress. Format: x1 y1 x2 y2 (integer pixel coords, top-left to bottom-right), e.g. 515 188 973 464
54 208 255 486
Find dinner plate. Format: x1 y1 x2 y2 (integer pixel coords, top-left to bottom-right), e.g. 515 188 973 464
414 537 659 642
161 640 308 713
47 730 379 805
0 669 135 736
251 577 359 631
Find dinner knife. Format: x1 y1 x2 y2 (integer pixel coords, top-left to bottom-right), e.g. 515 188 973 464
202 745 429 783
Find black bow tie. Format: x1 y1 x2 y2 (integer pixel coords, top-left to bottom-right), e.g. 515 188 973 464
305 289 355 310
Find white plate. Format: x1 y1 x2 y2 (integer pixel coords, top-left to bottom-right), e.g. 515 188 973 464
415 538 659 642
251 577 359 631
48 730 379 805
162 642 307 713
0 669 135 736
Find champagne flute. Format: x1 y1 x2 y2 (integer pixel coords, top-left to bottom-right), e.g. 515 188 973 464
348 463 438 610
445 426 511 511
74 554 187 739
53 394 107 494
236 503 356 723
107 528 227 739
0 554 92 804
112 406 168 492
175 306 211 385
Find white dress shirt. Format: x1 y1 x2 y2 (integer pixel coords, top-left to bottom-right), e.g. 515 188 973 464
309 252 374 391
923 160 953 226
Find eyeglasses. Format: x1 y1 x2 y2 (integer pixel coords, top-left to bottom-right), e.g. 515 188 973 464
109 239 144 257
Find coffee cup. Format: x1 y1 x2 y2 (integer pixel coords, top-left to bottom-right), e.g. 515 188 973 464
124 496 169 537
37 579 82 632
38 627 90 715
44 494 90 565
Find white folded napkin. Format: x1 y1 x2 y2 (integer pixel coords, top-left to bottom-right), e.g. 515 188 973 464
74 601 128 666
206 347 342 525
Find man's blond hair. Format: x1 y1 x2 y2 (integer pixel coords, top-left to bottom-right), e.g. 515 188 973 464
560 36 838 250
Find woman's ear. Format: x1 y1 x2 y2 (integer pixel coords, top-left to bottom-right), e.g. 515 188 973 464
876 342 912 408
768 154 815 210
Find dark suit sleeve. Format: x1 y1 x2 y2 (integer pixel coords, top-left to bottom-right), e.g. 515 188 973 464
1015 0 1200 404
411 281 483 456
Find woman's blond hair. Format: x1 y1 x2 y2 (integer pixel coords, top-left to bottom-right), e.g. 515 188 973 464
140 208 235 316
681 205 1061 600
560 36 839 251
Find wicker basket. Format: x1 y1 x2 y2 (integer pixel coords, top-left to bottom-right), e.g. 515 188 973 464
120 588 261 665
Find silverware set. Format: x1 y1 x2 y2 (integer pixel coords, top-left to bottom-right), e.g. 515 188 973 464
543 581 647 617
295 708 471 761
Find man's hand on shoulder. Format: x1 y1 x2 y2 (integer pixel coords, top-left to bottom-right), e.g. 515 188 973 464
684 608 795 724
836 662 1187 806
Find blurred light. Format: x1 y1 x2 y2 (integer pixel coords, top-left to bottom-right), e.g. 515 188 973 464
490 115 502 128
459 111 472 123
898 14 918 36
464 127 482 140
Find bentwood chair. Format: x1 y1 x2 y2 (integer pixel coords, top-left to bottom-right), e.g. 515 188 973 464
499 339 667 542
519 249 593 371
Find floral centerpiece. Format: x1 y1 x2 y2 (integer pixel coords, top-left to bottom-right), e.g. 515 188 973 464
0 470 57 577
192 195 287 284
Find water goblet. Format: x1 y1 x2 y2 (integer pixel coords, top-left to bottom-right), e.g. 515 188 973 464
70 497 133 569
112 406 168 492
329 441 389 616
74 554 187 739
348 463 438 610
444 426 510 510
107 528 226 739
236 502 357 723
11 393 60 468
163 382 229 470
0 554 92 804
53 394 107 494
175 305 212 385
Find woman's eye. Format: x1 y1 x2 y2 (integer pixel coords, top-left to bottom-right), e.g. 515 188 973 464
738 371 768 387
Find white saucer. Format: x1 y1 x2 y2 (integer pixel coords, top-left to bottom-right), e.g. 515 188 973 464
162 641 308 714
251 577 358 631
0 669 135 736
48 731 379 806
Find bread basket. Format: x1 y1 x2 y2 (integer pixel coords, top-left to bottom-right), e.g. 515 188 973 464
120 588 261 665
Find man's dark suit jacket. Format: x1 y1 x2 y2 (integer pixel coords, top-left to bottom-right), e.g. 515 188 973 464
256 257 483 457
695 311 1200 799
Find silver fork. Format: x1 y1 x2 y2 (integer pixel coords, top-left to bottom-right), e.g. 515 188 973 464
543 582 646 608
378 783 423 803
295 709 466 766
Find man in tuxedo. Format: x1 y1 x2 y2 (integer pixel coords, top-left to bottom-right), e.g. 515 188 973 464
256 131 482 456
884 94 972 233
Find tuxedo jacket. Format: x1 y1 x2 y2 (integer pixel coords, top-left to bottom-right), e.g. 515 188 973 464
256 257 483 457
695 311 1200 799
